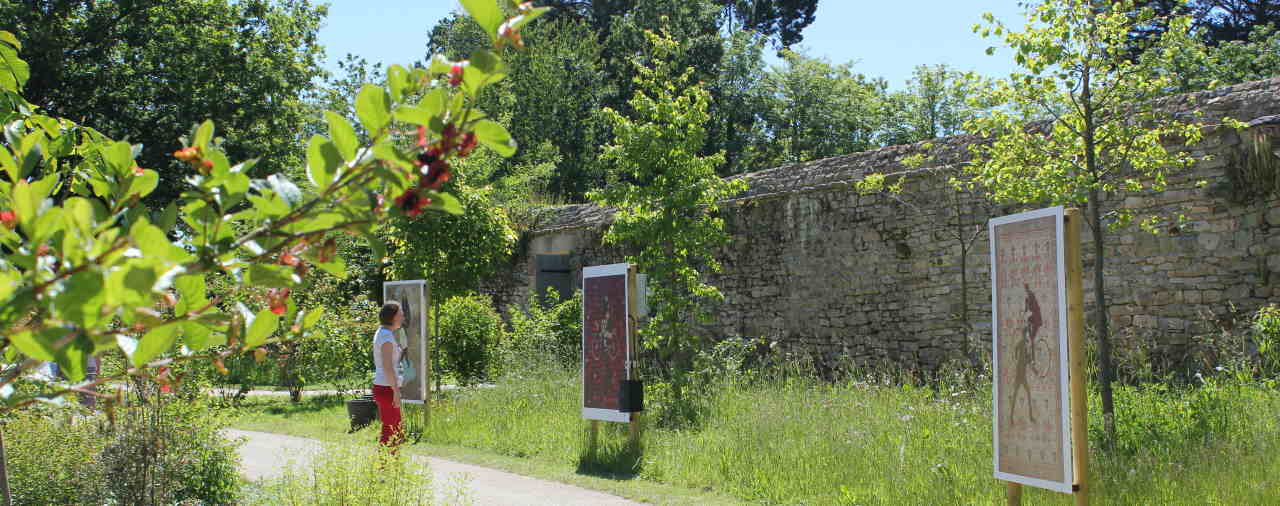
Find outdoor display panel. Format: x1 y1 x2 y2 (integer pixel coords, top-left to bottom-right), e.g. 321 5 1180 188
989 206 1074 494
383 280 429 404
582 263 631 422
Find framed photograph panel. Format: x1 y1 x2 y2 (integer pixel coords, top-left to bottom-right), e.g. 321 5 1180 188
582 263 631 422
383 280 429 405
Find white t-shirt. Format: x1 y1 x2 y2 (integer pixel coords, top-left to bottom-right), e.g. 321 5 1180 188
372 327 401 387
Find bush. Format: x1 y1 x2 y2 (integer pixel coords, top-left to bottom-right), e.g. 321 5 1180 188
439 294 503 384
496 289 582 376
5 408 107 505
98 384 242 505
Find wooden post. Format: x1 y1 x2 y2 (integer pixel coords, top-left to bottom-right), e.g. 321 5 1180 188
1065 209 1089 506
1006 482 1022 506
424 286 433 429
626 264 641 447
588 420 599 455
0 425 11 506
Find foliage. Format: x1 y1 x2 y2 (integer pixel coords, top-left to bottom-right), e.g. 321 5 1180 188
965 0 1209 436
4 389 241 506
437 294 502 384
384 175 518 302
587 30 747 385
881 64 990 146
1147 22 1280 93
760 48 890 165
706 30 774 175
99 388 242 505
246 443 464 505
0 0 328 209
1253 303 1280 376
239 357 1280 505
4 408 107 505
496 288 582 373
0 1 547 414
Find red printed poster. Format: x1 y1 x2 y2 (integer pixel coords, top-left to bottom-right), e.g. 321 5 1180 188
582 263 630 422
990 207 1073 493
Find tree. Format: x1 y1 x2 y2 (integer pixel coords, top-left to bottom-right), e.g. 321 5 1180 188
881 65 989 146
706 30 773 175
0 0 547 413
966 0 1209 438
1 0 328 209
714 0 819 48
588 30 747 409
762 49 890 165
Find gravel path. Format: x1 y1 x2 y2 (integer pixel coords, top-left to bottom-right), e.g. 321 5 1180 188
228 429 643 506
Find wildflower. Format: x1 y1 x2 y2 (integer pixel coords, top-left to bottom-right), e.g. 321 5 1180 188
457 132 478 157
497 21 524 50
449 63 465 87
415 148 452 190
393 188 430 218
0 210 15 229
267 288 290 316
439 123 460 154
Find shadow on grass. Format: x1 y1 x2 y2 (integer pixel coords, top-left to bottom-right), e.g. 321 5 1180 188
576 436 644 480
237 394 348 417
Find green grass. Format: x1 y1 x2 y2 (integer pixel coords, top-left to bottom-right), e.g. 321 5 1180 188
230 365 1280 505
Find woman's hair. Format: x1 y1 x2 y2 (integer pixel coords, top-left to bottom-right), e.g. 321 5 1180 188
379 301 401 326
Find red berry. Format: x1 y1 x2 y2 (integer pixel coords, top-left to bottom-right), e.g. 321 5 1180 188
449 64 464 87
0 210 15 229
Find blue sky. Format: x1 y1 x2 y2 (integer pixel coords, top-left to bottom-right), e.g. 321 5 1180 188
318 1 1029 89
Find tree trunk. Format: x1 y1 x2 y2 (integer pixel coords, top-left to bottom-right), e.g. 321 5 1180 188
1081 57 1116 440
0 426 11 506
1089 191 1115 438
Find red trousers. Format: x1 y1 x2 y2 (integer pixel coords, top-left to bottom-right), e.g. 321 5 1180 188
372 384 403 449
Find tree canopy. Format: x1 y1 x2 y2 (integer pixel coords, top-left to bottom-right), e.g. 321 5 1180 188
1 0 328 209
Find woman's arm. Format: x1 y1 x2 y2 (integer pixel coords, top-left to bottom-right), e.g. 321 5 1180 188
380 340 401 408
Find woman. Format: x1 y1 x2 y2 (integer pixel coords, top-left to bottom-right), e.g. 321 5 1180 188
372 301 405 449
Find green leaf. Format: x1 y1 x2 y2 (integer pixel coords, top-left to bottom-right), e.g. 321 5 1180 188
182 321 219 351
174 274 208 315
54 271 107 328
306 135 341 188
193 120 215 150
419 85 447 118
9 329 55 362
102 141 134 177
245 309 279 349
134 324 178 366
302 307 325 330
53 333 91 382
10 180 35 229
425 191 464 215
0 32 29 93
393 105 432 126
245 264 296 288
472 119 517 157
127 169 159 198
0 31 20 51
460 0 504 40
355 84 391 135
158 201 179 233
313 258 347 279
387 64 410 101
326 112 358 161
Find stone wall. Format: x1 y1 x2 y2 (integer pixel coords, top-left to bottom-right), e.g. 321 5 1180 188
484 77 1280 370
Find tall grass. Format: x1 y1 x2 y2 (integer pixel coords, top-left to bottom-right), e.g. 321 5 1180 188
244 442 471 505
235 358 1280 504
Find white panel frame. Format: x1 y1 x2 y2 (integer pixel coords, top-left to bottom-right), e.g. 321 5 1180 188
989 206 1074 494
581 263 632 422
383 279 428 405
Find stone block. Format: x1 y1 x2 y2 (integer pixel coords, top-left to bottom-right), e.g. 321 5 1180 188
1267 207 1280 227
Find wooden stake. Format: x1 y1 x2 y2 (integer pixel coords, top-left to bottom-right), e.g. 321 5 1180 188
589 420 599 455
1006 482 1022 506
1065 209 1090 506
626 264 642 448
